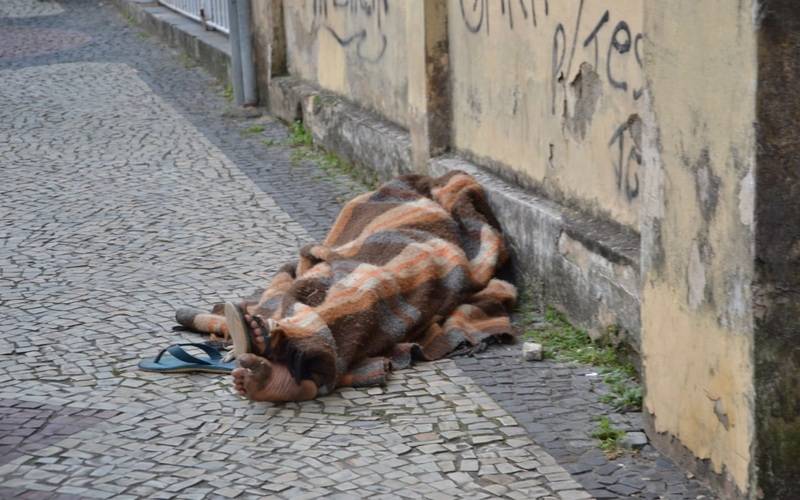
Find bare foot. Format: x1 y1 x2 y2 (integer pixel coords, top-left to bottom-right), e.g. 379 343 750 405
231 354 318 402
243 313 268 354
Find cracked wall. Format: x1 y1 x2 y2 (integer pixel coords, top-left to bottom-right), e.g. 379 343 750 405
448 0 645 228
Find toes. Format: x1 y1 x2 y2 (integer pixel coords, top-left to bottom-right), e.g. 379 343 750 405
231 368 248 395
238 353 272 377
252 328 265 347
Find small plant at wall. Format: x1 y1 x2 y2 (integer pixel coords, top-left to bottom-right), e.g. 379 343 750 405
243 124 265 135
592 416 626 458
278 120 377 191
600 369 643 412
178 53 196 69
222 84 234 102
289 120 313 147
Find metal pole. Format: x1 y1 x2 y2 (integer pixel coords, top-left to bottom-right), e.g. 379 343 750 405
237 0 258 105
227 0 245 105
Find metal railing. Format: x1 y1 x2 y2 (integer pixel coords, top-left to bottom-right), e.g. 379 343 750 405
158 0 230 34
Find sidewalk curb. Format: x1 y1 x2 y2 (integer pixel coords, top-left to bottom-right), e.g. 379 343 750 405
109 0 231 85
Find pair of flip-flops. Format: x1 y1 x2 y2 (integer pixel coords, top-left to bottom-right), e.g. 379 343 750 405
138 303 264 374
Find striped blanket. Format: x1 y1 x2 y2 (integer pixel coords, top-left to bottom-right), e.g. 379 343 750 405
182 171 517 395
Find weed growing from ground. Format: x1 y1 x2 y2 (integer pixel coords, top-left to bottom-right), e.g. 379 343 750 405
289 120 313 147
222 84 234 102
592 416 626 458
243 124 265 135
178 53 196 69
282 121 378 190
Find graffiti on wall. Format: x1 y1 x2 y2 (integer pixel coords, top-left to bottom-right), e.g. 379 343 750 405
459 0 550 32
459 0 645 203
311 0 389 63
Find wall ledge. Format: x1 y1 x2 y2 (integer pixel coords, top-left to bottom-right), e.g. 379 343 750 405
268 76 413 181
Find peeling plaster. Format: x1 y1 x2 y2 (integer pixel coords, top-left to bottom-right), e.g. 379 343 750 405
738 168 754 227
566 62 602 140
688 240 707 310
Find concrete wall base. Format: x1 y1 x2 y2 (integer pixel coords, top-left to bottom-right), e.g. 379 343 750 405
111 0 231 85
268 76 413 181
430 156 642 354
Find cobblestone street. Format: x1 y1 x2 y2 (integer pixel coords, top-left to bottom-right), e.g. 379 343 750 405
0 1 712 499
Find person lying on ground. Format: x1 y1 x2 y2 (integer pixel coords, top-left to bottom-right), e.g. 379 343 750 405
175 171 517 402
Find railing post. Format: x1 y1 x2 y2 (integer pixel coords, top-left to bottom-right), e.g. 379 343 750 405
227 0 245 104
237 0 257 105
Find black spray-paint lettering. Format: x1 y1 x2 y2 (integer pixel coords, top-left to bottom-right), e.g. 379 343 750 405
551 23 566 115
312 0 389 63
550 0 584 115
633 33 644 100
583 10 609 70
608 120 641 201
461 0 552 34
460 0 489 34
607 21 631 92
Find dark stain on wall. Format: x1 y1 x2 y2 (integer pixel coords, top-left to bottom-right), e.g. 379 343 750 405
755 0 800 497
692 148 720 223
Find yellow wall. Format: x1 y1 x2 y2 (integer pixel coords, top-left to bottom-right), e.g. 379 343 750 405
448 0 645 228
283 0 409 128
640 1 757 493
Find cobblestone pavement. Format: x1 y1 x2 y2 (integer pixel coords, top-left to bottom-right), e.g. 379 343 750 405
0 0 65 18
0 1 713 499
457 349 713 499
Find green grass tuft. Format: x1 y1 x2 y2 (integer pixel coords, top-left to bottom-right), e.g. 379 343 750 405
277 120 377 190
178 53 196 69
243 124 265 135
289 120 313 147
592 416 626 457
222 84 234 102
600 370 643 412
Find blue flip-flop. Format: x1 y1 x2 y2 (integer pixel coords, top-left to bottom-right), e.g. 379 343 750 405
138 342 236 374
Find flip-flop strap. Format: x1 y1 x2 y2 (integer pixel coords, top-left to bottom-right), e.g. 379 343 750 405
153 343 222 366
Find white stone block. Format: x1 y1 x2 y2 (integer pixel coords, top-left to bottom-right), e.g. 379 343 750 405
522 342 543 361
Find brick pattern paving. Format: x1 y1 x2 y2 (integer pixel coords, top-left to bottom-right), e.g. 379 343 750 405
0 26 91 58
0 1 715 498
457 347 713 499
0 34 586 500
0 0 64 18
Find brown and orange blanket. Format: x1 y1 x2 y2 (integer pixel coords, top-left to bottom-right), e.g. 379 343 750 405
178 171 517 397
